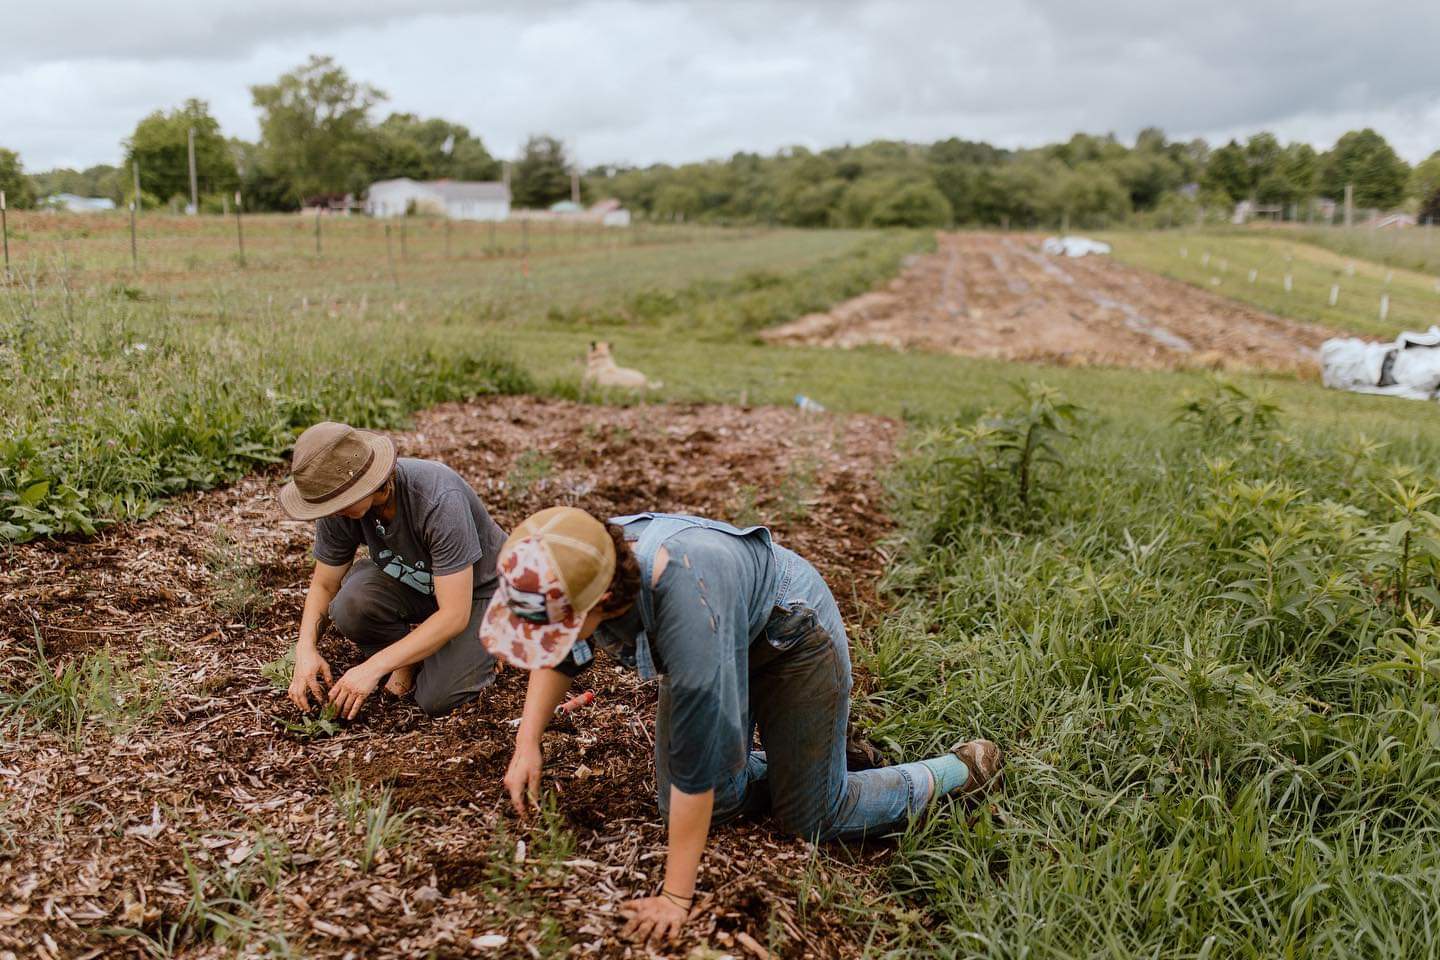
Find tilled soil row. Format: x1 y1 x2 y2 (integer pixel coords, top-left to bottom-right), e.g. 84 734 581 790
762 232 1345 373
0 397 903 959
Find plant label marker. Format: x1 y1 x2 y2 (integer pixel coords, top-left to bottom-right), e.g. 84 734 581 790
1380 294 1390 323
1248 269 1257 284
1284 273 1293 293
1329 284 1339 307
1346 261 1355 277
1180 246 1188 259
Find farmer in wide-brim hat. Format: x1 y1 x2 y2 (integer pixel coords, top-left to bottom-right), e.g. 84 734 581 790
279 421 505 719
482 507 1001 945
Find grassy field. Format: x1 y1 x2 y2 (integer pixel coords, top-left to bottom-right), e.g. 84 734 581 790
7 219 1440 956
1290 222 1440 276
0 214 929 540
1102 227 1440 339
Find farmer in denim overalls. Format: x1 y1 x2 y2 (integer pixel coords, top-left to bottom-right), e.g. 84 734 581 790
480 507 1001 945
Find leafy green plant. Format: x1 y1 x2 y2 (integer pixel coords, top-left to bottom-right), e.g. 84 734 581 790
915 382 1083 538
1174 378 1280 443
278 702 342 740
260 650 294 692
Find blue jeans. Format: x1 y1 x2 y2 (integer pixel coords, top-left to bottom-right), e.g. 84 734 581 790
655 547 934 841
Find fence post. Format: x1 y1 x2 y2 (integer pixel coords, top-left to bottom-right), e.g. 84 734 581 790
0 191 9 278
233 191 246 267
131 162 141 271
385 223 398 287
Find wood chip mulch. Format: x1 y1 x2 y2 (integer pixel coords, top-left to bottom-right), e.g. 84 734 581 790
0 396 914 959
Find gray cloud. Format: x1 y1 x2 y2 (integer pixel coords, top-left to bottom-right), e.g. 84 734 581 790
3 0 1437 173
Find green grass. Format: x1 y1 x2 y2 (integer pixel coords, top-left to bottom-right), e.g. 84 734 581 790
1 220 928 541
866 379 1440 958
1290 223 1440 277
1101 228 1440 338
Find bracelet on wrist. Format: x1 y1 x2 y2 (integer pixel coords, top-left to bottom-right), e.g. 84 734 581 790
660 887 693 907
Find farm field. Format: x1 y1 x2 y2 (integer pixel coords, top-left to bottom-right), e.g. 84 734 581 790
1102 228 1440 339
5 221 1440 957
760 232 1342 372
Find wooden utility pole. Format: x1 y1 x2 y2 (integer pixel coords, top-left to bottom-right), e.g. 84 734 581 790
187 126 199 215
130 162 141 270
233 191 246 267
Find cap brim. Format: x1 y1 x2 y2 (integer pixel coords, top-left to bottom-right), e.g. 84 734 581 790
277 433 396 521
480 593 586 670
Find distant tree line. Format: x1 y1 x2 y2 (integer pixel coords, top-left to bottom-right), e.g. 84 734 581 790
592 127 1428 229
0 54 1436 226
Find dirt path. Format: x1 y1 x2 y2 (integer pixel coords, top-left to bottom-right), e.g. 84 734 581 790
762 232 1345 373
0 397 904 959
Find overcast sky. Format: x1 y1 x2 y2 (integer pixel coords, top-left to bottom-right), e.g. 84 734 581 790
6 0 1440 173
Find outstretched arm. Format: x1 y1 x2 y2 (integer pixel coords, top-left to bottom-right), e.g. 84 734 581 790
505 667 574 816
622 786 713 944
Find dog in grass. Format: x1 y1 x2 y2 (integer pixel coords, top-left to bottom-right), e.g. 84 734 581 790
582 341 662 390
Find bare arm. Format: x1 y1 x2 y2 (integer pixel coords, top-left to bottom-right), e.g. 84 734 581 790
505 667 574 816
328 567 474 719
289 561 350 710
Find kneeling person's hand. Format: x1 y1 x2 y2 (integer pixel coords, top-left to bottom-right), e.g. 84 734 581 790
328 664 381 720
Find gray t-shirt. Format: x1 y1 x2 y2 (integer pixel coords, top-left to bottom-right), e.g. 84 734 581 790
313 458 505 598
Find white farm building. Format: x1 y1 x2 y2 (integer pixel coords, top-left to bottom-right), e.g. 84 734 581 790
365 178 510 221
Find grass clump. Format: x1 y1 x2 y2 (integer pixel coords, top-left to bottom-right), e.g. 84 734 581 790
331 778 416 872
0 637 167 750
205 524 271 622
868 378 1440 957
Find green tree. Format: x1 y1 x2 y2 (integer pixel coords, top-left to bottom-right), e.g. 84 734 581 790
0 150 37 208
1202 140 1249 202
1320 129 1410 209
511 134 573 208
868 179 953 227
371 113 499 182
1419 186 1440 226
1409 150 1440 205
30 165 123 204
123 99 236 205
1244 133 1283 194
251 55 385 203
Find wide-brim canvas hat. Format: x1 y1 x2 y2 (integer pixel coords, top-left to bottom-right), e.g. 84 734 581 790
480 507 616 670
278 421 397 521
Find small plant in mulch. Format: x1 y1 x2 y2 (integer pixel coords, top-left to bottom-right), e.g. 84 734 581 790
204 525 272 623
506 450 556 497
277 702 342 740
259 650 294 693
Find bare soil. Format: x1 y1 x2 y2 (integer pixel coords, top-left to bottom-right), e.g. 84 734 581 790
0 397 905 959
762 232 1344 373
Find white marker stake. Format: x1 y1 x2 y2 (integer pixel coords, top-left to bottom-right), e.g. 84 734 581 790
1329 284 1339 307
1180 246 1188 258
1284 273 1293 293
1346 262 1355 277
1248 269 1257 284
1385 270 1393 285
1201 252 1211 266
1380 294 1390 323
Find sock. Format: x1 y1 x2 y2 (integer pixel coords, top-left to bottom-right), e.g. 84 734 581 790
918 753 969 799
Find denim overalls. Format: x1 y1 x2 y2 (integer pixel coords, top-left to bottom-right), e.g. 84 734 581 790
582 513 934 841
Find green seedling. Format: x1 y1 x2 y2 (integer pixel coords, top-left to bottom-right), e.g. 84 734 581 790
279 702 341 740
259 650 294 692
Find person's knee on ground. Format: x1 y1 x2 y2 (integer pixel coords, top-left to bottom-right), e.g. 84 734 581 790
327 579 402 649
411 654 496 717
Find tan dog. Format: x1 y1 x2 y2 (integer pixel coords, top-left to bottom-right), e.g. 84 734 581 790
582 341 661 390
